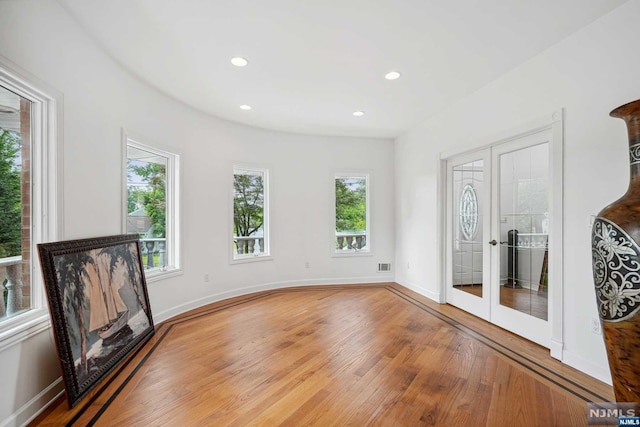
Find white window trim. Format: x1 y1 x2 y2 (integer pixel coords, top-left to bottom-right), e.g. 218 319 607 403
332 171 373 257
0 56 62 351
230 164 272 264
122 131 182 281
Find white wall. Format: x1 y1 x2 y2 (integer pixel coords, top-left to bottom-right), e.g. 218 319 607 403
0 1 395 425
395 0 640 383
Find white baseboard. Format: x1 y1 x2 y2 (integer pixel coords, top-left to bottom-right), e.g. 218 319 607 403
549 338 563 361
394 278 442 303
1 378 63 427
154 276 394 324
561 350 612 385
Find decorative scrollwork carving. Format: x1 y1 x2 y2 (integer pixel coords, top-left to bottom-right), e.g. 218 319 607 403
630 143 640 166
460 184 478 241
592 217 640 322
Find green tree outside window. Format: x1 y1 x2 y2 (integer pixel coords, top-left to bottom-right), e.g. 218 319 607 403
0 128 22 258
335 177 366 233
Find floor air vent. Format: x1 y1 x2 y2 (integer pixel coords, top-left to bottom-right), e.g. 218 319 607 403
377 263 392 272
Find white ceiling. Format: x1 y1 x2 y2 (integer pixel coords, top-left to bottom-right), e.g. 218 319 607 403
57 0 628 139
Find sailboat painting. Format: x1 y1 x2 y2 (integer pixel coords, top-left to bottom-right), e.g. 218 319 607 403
38 234 155 408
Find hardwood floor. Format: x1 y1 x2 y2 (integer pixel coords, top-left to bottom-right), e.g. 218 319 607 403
31 283 612 426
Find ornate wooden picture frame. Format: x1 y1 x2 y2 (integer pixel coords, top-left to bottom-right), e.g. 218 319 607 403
38 234 155 407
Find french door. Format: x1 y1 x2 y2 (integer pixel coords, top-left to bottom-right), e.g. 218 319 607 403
445 129 552 347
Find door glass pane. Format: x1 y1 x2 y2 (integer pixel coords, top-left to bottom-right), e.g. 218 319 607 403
452 159 484 297
499 143 549 320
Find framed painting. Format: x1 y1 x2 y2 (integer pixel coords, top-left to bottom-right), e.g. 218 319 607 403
38 234 155 407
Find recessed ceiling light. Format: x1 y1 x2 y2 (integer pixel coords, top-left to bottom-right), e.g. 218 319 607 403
240 104 252 110
353 111 365 117
385 71 401 80
231 57 249 67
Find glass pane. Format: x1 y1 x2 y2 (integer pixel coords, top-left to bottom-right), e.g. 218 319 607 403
335 176 367 252
452 159 483 297
233 169 266 258
499 143 549 320
0 85 31 319
126 147 168 270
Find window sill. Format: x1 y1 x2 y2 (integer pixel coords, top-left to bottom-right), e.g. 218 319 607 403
332 250 374 258
144 267 183 283
231 255 273 265
0 309 51 352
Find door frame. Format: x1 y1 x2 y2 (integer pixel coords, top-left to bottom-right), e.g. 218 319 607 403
437 110 564 360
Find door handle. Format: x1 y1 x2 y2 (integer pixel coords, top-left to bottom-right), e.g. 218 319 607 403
489 240 497 246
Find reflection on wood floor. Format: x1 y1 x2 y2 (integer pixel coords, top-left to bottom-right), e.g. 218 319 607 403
453 283 483 297
500 286 548 320
32 283 607 426
453 284 548 320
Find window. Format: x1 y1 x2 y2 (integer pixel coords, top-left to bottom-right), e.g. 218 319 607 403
334 172 370 255
125 136 180 279
232 166 270 261
0 84 31 320
0 59 59 343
